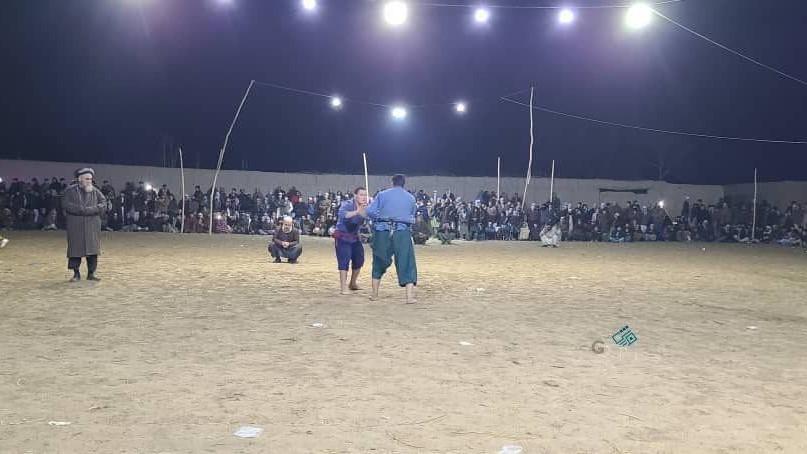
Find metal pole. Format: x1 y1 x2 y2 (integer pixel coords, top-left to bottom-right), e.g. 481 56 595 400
179 147 186 235
752 168 758 242
497 156 501 197
520 86 534 211
549 159 555 204
363 153 370 195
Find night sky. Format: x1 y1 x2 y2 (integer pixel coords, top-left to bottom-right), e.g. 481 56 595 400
2 0 806 184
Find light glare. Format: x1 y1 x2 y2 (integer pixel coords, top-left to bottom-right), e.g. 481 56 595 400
330 96 343 109
455 102 467 114
558 9 575 25
391 106 408 119
383 1 408 26
474 8 490 24
625 3 653 29
301 0 316 11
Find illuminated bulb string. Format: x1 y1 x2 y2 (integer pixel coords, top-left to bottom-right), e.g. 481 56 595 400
415 0 684 10
249 81 807 145
499 96 807 144
398 1 807 89
251 80 807 144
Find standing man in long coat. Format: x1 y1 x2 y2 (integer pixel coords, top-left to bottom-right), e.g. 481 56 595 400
62 168 106 282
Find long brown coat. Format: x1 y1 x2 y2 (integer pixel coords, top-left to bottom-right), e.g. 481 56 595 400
62 185 106 258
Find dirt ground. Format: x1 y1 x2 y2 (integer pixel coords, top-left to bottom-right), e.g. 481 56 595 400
1 231 806 453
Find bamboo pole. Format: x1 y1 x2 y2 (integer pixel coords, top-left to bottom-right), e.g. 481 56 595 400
209 80 255 234
520 87 535 211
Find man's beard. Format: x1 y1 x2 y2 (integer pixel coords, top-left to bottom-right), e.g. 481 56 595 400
83 184 93 193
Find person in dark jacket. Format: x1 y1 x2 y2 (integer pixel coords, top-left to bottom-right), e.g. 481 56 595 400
270 216 302 263
62 168 106 282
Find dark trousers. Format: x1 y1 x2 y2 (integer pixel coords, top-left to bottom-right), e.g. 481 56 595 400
371 229 417 287
335 238 364 271
270 243 303 261
68 255 97 274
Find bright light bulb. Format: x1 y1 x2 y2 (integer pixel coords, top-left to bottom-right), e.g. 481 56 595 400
558 9 575 25
383 1 408 26
391 106 408 119
474 8 490 24
145 183 153 192
455 102 467 114
301 0 316 12
625 3 653 29
330 96 343 109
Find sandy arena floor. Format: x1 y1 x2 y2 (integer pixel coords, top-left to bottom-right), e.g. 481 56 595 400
1 232 806 453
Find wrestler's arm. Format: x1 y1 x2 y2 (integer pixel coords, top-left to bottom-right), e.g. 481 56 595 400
366 195 382 220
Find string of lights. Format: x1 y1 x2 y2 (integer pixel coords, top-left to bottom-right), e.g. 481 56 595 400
290 1 807 85
254 80 531 116
415 0 684 10
247 79 807 144
499 96 807 144
206 1 807 144
287 0 677 27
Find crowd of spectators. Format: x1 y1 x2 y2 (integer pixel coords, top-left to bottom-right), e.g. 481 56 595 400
1 176 805 248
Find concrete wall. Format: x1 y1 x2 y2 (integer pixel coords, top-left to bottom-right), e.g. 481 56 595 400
724 181 807 210
1 159 730 215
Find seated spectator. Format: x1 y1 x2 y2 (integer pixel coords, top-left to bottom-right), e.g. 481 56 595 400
733 225 751 243
105 211 122 232
41 208 58 231
270 216 302 263
630 220 643 242
644 224 657 242
234 212 252 234
485 221 496 240
609 226 626 243
437 221 456 245
300 215 314 236
258 214 275 235
540 222 561 247
413 214 431 245
194 213 207 234
777 226 802 247
518 221 531 240
213 212 232 234
719 224 735 242
675 220 692 242
311 218 326 236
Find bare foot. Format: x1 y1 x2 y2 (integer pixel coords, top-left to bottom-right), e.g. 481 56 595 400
340 290 349 296
406 298 418 304
369 294 379 301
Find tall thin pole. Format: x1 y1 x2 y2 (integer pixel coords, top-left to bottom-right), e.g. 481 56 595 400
209 80 255 234
549 159 555 204
179 147 186 235
752 167 758 242
521 86 535 211
497 156 501 197
363 153 370 195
